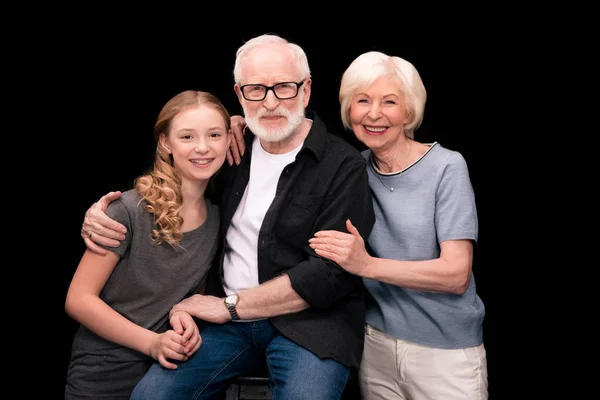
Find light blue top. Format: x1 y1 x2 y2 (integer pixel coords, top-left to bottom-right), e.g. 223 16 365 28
362 142 485 349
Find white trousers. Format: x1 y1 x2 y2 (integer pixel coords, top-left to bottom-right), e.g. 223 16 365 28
360 324 488 400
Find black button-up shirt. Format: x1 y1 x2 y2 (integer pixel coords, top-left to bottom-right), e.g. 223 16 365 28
207 111 375 368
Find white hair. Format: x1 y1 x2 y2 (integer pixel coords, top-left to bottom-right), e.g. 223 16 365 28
339 51 427 139
233 34 311 84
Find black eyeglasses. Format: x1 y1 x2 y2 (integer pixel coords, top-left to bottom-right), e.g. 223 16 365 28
240 81 305 101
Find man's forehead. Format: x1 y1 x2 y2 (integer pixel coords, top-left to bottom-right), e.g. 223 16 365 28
241 50 299 83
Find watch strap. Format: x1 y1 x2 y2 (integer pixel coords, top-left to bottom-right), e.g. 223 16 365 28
225 296 240 321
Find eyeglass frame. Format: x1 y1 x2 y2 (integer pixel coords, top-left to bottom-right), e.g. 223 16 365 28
239 80 305 101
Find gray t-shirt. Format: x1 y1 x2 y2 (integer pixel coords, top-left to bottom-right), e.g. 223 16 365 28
65 189 219 399
363 142 484 349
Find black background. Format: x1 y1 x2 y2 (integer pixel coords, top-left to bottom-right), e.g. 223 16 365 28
47 26 513 398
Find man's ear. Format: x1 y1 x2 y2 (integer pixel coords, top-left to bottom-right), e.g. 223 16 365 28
234 84 243 103
302 78 312 108
159 134 171 154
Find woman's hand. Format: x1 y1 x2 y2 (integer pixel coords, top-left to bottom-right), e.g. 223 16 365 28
169 311 202 357
309 219 373 277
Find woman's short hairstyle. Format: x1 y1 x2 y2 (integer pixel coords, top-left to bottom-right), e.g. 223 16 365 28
339 51 427 139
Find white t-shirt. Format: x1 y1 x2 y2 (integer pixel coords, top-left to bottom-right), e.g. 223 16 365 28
223 136 302 295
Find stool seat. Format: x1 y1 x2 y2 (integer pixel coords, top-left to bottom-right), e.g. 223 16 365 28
225 375 272 400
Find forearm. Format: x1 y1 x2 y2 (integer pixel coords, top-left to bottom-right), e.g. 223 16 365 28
363 257 471 295
236 275 309 319
66 294 157 357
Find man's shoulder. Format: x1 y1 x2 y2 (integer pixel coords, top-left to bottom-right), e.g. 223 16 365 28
323 129 357 148
307 113 361 158
321 131 364 161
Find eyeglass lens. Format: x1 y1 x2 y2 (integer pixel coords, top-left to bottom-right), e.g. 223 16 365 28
243 82 299 101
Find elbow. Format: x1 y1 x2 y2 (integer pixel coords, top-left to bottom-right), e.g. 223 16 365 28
442 248 473 295
64 292 78 319
64 297 73 317
452 280 469 295
450 268 471 295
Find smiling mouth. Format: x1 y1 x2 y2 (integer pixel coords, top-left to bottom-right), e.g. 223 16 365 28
364 125 386 133
191 159 212 165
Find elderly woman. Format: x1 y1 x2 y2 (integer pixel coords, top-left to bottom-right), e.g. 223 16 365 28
309 51 488 400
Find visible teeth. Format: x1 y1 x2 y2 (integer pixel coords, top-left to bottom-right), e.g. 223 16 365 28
191 160 210 165
365 126 385 132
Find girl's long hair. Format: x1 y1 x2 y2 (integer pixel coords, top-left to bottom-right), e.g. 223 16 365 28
135 90 230 247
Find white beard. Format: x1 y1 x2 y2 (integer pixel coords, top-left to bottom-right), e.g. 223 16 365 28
242 93 305 143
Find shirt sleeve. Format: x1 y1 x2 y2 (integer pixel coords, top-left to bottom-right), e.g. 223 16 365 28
435 151 479 243
287 156 375 309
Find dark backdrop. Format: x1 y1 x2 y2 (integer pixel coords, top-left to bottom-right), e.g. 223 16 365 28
52 27 508 398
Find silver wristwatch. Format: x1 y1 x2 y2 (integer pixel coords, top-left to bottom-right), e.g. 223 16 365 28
224 294 240 321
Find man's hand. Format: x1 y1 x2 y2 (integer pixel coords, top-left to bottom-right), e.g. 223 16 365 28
171 294 230 324
226 115 246 166
81 191 127 255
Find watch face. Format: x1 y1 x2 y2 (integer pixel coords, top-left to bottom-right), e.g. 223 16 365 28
226 295 238 305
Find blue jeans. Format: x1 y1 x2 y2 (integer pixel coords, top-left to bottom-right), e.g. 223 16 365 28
131 320 350 400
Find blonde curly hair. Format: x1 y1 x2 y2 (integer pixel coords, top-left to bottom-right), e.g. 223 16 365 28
135 90 230 247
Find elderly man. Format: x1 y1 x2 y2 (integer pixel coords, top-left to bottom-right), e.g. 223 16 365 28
81 34 374 400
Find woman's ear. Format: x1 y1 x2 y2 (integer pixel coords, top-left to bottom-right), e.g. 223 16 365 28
158 133 171 154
